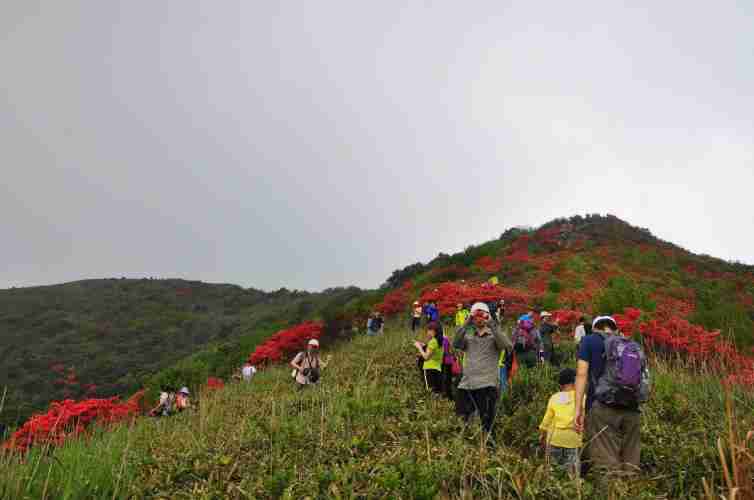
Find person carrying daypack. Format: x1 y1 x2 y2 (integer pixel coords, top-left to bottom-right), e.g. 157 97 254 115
175 387 191 412
411 301 423 332
291 339 328 388
574 316 651 475
511 319 541 368
538 311 558 365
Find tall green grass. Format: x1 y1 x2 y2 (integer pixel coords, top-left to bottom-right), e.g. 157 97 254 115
2 322 753 498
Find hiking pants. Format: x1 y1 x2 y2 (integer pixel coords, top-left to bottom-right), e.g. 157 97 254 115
586 402 641 473
457 386 498 434
411 317 421 332
424 369 443 393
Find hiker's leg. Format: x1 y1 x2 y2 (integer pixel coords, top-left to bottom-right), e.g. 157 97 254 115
585 402 622 472
478 387 498 434
619 410 642 474
456 389 473 421
427 370 443 393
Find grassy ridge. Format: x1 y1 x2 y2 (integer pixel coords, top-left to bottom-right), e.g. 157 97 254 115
3 321 753 499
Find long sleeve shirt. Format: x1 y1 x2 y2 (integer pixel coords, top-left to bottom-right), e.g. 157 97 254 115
453 322 513 390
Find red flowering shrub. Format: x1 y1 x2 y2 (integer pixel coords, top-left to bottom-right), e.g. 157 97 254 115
475 256 502 273
376 281 413 315
4 396 139 453
552 309 582 330
418 282 533 318
206 377 225 390
248 321 324 366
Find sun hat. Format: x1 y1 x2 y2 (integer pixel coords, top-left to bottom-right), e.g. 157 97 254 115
308 339 320 348
470 302 490 315
592 316 618 330
179 387 190 395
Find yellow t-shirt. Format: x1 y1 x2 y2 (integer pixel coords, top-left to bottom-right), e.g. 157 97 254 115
422 338 442 371
539 390 583 449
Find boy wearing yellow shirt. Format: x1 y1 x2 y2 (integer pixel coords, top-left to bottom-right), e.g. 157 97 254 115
539 368 583 476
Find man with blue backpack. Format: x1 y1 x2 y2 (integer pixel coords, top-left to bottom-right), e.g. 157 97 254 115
574 316 651 475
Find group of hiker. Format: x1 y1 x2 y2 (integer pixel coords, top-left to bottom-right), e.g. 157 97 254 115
411 300 650 478
278 297 650 479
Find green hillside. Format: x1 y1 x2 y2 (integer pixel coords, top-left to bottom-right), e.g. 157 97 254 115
2 321 752 499
0 278 365 426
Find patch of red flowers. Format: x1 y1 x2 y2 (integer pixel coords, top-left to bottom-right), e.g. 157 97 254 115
206 377 225 390
376 281 413 315
4 396 140 453
475 256 503 273
248 321 324 366
418 281 533 318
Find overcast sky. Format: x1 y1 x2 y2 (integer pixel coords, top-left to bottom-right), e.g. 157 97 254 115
2 1 753 291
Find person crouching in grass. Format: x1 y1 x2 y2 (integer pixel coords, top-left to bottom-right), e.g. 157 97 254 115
414 322 444 394
539 368 583 476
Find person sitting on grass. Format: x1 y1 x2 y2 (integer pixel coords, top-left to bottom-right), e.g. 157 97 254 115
175 387 192 412
414 321 444 394
539 368 583 476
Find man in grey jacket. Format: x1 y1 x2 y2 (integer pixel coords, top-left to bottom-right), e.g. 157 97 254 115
454 302 513 442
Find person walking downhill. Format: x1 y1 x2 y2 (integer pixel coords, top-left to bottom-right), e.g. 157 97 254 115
453 302 513 447
414 322 444 394
538 311 558 365
411 301 423 333
291 339 328 389
574 316 651 477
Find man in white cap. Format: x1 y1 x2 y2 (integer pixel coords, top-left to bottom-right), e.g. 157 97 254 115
453 302 513 445
574 316 650 476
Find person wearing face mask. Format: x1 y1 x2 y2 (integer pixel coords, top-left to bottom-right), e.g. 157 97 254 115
453 302 513 446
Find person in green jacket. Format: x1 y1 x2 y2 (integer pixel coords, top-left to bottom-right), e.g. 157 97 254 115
414 322 444 393
454 303 469 328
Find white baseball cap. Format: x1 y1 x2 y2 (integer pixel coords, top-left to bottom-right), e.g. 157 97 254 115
592 316 617 330
540 311 552 318
470 302 490 315
179 387 190 395
308 339 320 348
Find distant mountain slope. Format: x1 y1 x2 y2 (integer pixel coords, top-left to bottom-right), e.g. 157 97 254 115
0 278 364 425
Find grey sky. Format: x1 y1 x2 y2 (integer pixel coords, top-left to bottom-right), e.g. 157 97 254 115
2 1 753 291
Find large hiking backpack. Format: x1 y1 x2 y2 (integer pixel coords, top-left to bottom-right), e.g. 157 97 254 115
514 326 536 352
594 334 651 407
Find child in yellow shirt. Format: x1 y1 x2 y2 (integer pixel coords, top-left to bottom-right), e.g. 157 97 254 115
539 368 583 476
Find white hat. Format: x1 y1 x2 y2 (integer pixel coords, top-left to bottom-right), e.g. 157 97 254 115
470 302 490 315
179 387 190 395
592 316 617 330
308 339 320 348
540 311 552 318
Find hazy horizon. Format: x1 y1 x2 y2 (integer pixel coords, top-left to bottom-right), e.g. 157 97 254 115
3 2 753 291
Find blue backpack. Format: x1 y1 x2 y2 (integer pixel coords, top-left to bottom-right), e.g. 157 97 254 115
594 334 651 407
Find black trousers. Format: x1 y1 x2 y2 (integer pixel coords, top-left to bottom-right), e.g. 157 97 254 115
411 317 421 332
424 369 443 393
456 386 499 434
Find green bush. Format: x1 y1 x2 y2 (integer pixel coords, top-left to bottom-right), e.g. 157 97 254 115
593 276 656 314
